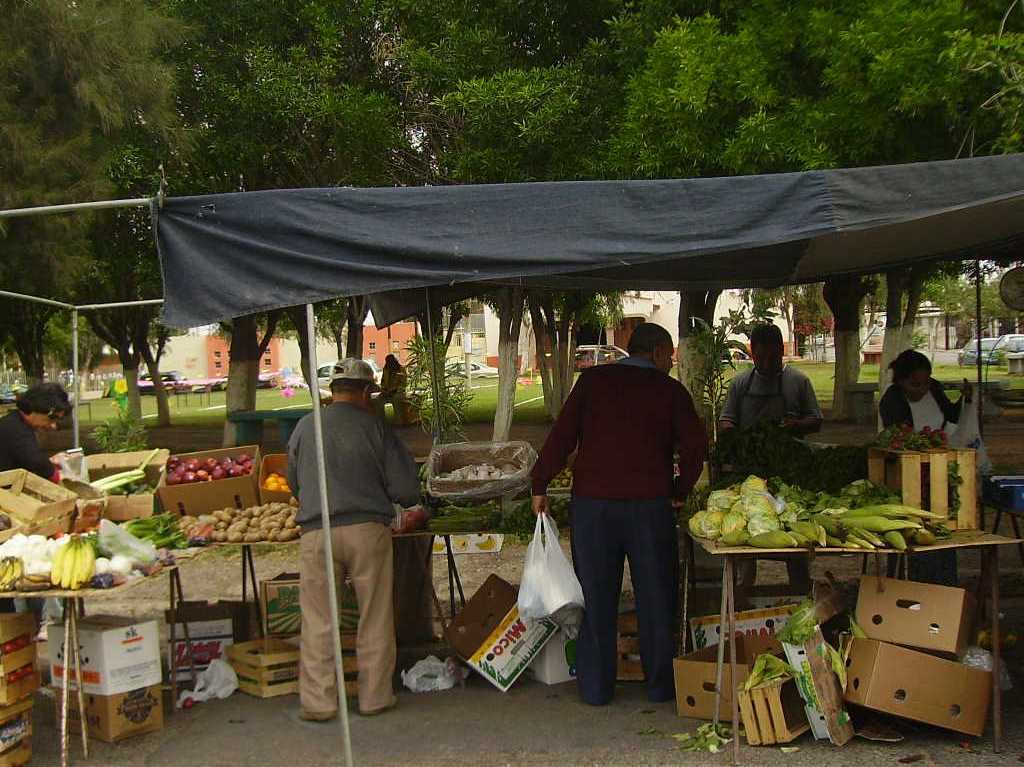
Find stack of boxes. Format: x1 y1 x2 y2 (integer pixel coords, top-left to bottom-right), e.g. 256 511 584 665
0 614 38 765
844 576 991 737
52 616 163 743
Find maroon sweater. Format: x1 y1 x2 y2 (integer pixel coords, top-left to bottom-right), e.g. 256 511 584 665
531 363 707 500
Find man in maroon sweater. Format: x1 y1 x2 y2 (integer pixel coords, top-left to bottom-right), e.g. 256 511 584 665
531 323 706 706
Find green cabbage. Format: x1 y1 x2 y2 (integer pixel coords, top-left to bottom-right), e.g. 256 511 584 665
688 510 724 539
707 490 739 512
740 475 768 497
746 512 781 537
742 493 777 518
721 511 746 537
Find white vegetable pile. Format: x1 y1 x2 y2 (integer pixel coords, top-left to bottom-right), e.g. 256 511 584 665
438 463 519 481
0 534 71 578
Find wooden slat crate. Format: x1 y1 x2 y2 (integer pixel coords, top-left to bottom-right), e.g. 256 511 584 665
739 678 809 745
229 638 301 698
616 611 643 682
867 447 978 530
0 470 77 527
0 697 32 767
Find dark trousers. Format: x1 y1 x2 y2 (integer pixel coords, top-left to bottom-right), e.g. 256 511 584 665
569 496 678 706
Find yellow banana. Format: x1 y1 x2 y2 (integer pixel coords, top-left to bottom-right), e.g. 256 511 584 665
51 542 67 587
74 544 95 589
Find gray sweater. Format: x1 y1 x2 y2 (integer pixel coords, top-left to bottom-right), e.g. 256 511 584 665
287 402 420 531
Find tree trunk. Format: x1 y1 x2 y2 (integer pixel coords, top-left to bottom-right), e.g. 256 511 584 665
878 272 906 401
287 306 316 393
123 363 142 419
677 288 721 423
223 316 262 446
528 298 558 419
8 306 50 385
492 288 525 441
345 296 368 359
139 343 171 427
824 277 875 421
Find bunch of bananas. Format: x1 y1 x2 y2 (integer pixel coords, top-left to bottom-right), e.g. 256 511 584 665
0 558 23 591
51 536 96 590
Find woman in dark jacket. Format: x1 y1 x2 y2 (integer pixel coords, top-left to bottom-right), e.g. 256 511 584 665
877 350 970 587
0 383 71 481
878 350 968 431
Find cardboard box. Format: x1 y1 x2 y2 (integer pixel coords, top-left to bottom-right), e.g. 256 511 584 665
67 684 163 743
165 600 256 680
689 604 796 651
260 573 359 637
431 533 504 555
528 628 576 685
258 454 294 505
0 698 32 761
781 629 854 745
673 633 779 721
856 576 974 657
446 574 557 692
52 617 161 696
156 446 261 516
87 450 167 522
845 638 991 736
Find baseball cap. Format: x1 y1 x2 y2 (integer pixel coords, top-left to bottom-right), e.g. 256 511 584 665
330 359 380 392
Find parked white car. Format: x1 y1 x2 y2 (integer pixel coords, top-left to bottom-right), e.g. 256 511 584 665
452 361 500 379
316 358 382 389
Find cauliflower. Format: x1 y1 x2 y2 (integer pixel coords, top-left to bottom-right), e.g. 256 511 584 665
688 510 725 540
740 475 769 497
721 511 746 537
707 490 739 512
746 512 781 537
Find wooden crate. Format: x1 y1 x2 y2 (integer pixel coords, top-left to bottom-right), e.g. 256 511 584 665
229 638 300 698
0 671 38 707
616 611 644 682
0 696 32 766
739 678 810 745
867 447 978 530
0 470 77 529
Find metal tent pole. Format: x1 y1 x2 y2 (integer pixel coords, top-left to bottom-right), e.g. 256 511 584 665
0 197 154 219
304 303 355 767
76 299 163 311
423 288 444 444
71 309 80 449
0 290 73 309
975 260 983 436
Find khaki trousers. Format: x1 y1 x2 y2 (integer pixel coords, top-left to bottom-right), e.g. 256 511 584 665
299 522 396 714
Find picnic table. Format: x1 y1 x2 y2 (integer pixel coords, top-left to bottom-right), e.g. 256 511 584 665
226 408 311 446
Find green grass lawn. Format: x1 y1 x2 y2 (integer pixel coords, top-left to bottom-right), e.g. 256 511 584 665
75 362 1021 429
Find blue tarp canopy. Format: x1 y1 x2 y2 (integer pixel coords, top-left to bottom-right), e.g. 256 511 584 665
154 154 1024 328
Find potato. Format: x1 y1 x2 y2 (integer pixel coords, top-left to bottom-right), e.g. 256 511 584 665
284 519 296 529
243 532 262 543
212 531 228 542
213 510 232 523
226 531 243 543
276 528 299 542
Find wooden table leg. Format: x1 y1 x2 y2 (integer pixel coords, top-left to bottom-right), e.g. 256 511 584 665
991 546 1002 753
60 598 70 767
168 571 178 713
712 558 729 729
168 569 199 709
726 556 739 765
242 545 264 637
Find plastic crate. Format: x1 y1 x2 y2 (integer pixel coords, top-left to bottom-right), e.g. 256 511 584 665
987 476 1024 512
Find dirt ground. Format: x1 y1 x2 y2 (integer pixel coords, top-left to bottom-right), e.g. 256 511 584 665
24 411 1024 764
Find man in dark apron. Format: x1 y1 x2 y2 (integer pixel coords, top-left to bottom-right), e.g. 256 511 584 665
719 324 822 593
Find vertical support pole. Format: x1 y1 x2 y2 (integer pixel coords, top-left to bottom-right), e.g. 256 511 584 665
71 308 80 449
975 260 984 437
727 556 739 765
305 303 354 767
991 546 1002 753
424 288 444 444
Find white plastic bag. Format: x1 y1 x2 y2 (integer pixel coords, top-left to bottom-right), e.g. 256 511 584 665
178 659 238 708
98 519 157 566
949 391 992 474
401 655 466 693
962 645 1012 690
518 514 584 636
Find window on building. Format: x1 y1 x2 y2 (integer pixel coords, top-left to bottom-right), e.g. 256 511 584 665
213 351 221 358
214 361 222 369
369 341 377 352
391 340 400 351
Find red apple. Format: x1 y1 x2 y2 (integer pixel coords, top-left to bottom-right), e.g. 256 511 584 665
211 467 226 480
238 453 251 464
183 471 197 483
228 466 243 478
204 457 219 470
196 469 210 481
185 459 200 472
166 473 181 486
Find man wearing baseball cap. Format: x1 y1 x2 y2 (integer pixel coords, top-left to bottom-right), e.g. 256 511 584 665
288 358 420 720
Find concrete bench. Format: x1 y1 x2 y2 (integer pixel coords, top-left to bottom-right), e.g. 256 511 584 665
845 382 879 425
226 409 311 446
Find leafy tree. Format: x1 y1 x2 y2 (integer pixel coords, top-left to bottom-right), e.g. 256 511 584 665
0 0 181 383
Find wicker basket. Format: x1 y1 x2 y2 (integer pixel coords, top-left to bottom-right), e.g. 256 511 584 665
425 441 537 502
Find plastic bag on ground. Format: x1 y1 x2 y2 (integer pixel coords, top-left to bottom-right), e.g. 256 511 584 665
518 513 584 636
401 655 467 693
178 659 238 708
962 645 1012 690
